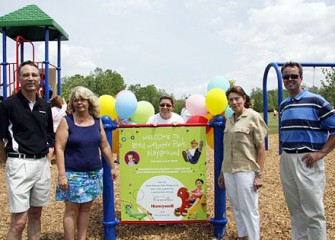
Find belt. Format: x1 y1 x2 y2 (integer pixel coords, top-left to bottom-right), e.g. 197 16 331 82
7 153 46 159
284 149 313 154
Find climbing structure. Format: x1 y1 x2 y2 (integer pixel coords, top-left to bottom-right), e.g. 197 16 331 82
0 4 69 100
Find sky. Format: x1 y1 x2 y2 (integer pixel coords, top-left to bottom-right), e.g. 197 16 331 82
1 0 335 98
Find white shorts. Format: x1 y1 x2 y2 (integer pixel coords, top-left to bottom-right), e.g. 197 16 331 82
5 156 51 213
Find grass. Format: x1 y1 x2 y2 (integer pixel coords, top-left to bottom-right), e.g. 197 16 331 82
262 112 279 135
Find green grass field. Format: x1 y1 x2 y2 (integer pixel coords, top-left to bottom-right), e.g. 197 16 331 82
262 112 279 135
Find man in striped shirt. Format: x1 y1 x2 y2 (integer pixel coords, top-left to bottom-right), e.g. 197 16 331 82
279 61 335 240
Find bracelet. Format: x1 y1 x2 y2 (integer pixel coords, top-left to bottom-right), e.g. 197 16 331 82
59 176 67 180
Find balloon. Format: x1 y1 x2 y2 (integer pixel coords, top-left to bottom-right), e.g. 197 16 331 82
186 94 207 116
115 89 131 99
206 128 214 149
224 106 234 119
207 76 230 92
186 115 210 133
115 91 137 119
112 130 119 155
99 95 118 120
205 88 228 115
131 101 155 124
204 112 214 122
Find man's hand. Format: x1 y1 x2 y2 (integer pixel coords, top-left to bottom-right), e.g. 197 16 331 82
302 152 324 168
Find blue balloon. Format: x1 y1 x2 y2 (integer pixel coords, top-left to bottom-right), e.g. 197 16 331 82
224 106 234 119
207 76 230 92
115 92 137 119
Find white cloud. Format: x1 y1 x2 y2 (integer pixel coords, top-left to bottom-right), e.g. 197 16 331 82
215 0 335 93
1 0 335 99
102 0 161 15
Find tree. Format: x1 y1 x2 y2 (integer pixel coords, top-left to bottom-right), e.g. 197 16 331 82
307 85 320 94
320 68 335 106
61 74 87 101
90 68 126 96
127 84 168 113
61 68 126 100
267 90 278 111
250 87 263 112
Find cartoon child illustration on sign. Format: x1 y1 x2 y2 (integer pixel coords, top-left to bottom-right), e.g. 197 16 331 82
174 178 207 219
182 139 203 164
125 151 139 166
125 204 151 220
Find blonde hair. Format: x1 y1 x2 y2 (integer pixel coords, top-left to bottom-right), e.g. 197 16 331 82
68 86 100 118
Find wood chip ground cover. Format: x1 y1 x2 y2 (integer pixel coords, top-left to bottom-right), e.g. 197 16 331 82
1 134 334 239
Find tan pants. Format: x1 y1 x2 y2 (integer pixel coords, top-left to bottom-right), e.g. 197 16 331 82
280 151 326 240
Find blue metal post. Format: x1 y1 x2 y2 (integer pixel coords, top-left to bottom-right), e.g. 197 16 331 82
101 116 119 240
2 27 8 99
262 62 283 151
210 115 228 240
44 26 50 101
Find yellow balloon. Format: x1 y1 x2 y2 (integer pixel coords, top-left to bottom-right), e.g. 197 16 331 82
206 128 214 149
205 88 228 115
99 95 118 120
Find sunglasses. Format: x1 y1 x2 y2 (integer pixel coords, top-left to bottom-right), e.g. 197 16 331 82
159 103 172 108
282 74 300 80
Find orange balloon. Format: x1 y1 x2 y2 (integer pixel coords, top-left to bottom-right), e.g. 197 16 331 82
206 128 214 149
204 113 214 123
112 130 119 154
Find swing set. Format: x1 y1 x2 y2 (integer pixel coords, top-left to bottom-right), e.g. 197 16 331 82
262 62 335 152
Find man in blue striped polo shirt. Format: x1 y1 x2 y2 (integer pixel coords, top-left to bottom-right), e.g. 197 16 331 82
279 61 335 240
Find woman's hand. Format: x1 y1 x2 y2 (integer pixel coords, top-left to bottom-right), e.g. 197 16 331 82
218 172 225 189
110 169 117 181
253 174 263 191
59 176 68 190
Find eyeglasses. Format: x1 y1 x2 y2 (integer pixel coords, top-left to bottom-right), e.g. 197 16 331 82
282 74 300 80
159 103 172 108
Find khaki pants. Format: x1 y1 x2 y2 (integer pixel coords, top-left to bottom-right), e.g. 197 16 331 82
280 151 326 240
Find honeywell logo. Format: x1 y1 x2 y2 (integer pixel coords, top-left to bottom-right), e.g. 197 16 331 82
151 204 174 209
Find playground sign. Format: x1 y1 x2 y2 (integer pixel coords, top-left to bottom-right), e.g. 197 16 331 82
119 126 207 222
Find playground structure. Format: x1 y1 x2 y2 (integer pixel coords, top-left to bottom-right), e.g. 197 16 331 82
262 62 335 152
0 4 69 101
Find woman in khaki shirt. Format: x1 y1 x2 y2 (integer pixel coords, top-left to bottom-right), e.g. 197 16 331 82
218 86 268 240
